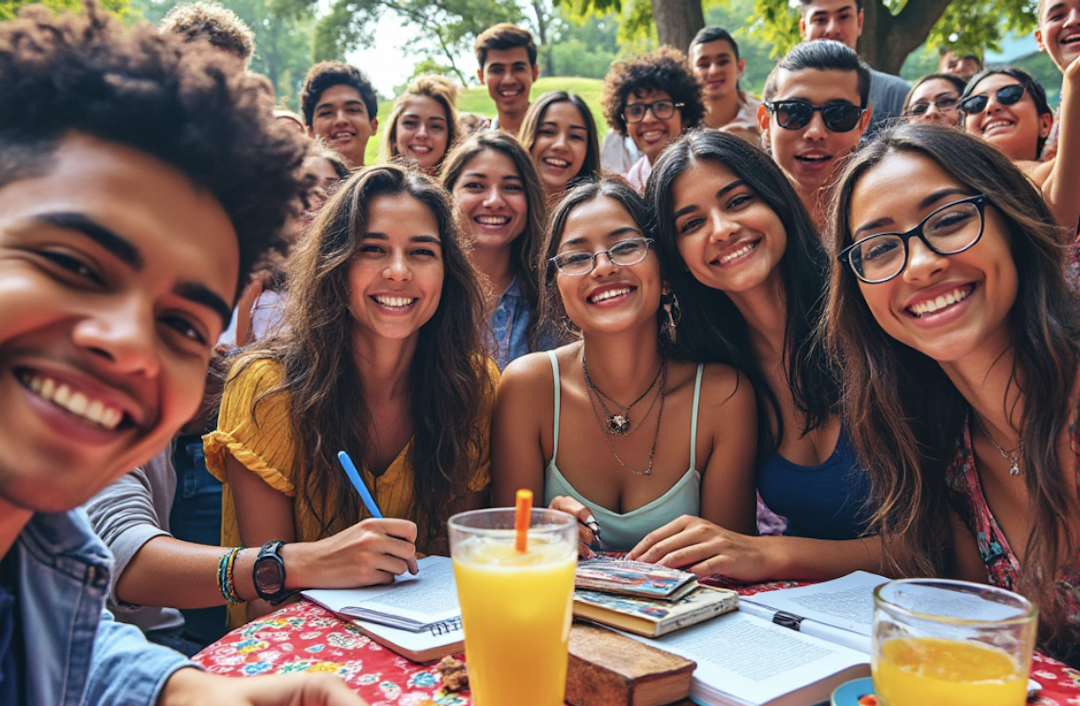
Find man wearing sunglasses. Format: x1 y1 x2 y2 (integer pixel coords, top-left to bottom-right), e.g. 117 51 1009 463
798 0 909 135
758 41 872 231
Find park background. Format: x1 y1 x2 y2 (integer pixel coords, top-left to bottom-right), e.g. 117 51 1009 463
2 0 1058 164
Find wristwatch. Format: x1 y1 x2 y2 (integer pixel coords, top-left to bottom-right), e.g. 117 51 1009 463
253 540 293 604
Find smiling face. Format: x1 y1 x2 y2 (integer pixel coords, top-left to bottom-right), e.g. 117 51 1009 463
309 84 378 168
451 148 527 254
961 74 1052 162
691 39 745 103
799 0 863 50
394 96 450 172
906 78 963 126
478 46 538 120
1037 0 1080 71
625 88 689 164
555 196 661 335
348 193 444 351
530 101 589 194
670 159 787 299
0 133 238 513
759 67 869 199
849 151 1017 366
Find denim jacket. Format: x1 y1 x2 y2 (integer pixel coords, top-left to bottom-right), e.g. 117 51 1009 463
13 510 192 705
490 278 533 371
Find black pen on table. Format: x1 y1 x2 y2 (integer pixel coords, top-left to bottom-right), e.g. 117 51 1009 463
580 513 603 551
337 450 419 574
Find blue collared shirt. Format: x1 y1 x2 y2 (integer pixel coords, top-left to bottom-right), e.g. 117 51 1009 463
490 278 534 370
11 509 193 705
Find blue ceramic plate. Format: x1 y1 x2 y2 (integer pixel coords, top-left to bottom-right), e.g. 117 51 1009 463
830 678 875 706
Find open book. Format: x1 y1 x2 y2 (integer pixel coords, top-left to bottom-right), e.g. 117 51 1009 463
301 556 463 662
624 571 888 706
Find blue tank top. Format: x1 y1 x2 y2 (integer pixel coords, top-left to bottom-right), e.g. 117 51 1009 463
756 427 871 540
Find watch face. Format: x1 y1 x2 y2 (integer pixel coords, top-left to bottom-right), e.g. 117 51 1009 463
254 558 285 593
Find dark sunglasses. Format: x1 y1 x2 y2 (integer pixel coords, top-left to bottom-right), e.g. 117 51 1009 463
957 83 1027 115
763 99 865 132
905 94 960 117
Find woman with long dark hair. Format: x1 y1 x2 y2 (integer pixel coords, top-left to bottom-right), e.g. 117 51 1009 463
518 92 602 200
206 165 497 624
492 178 757 554
828 122 1080 666
630 130 878 581
441 131 551 369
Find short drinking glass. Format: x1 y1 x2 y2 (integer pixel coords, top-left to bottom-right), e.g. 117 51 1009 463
448 507 578 706
872 579 1037 706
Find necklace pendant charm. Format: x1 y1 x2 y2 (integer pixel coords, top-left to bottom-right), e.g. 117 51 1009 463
643 468 651 476
608 414 630 435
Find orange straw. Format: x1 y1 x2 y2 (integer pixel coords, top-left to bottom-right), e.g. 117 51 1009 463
514 489 533 553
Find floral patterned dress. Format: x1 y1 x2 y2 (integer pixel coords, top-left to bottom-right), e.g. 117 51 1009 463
945 413 1080 667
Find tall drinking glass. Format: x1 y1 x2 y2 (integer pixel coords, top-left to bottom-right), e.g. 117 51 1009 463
448 507 578 706
872 579 1038 706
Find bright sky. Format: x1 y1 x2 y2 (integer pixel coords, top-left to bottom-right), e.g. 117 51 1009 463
345 12 477 96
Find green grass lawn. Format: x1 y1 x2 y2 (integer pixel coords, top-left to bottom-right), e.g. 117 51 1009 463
364 76 608 165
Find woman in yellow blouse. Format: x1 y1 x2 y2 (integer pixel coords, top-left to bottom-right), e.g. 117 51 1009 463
206 164 497 624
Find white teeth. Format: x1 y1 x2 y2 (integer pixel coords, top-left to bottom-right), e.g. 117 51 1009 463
984 120 1012 132
374 295 415 308
476 216 510 225
20 372 125 430
410 146 431 153
590 287 632 303
909 286 972 317
543 157 570 168
719 242 756 264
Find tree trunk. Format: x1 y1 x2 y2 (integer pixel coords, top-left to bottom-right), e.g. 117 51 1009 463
650 0 704 54
532 1 556 76
859 0 951 74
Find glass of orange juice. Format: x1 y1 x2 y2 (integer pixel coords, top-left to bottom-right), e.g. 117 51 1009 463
872 579 1038 706
448 507 578 706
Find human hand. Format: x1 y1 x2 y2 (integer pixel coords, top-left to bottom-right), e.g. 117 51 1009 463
548 495 601 558
627 516 778 582
287 518 420 590
159 669 368 706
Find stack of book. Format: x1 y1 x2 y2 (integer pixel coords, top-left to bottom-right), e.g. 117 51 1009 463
571 559 739 638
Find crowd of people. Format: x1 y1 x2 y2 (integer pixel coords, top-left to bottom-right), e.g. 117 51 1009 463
3 0 1080 703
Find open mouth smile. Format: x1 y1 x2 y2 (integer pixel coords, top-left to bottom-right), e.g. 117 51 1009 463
372 294 418 311
907 284 975 317
715 240 758 265
17 370 127 430
588 286 634 304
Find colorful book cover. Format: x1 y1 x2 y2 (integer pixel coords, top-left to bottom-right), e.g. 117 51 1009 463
574 559 698 599
574 586 739 637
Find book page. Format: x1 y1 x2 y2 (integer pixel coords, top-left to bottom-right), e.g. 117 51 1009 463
743 571 887 635
302 556 460 626
637 612 869 705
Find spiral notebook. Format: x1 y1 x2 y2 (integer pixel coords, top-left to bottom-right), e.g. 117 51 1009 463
302 555 461 633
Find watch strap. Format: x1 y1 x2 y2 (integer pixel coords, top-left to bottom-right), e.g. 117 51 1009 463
254 539 293 604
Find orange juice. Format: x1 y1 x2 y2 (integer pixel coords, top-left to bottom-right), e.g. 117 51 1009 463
873 637 1027 706
452 534 577 706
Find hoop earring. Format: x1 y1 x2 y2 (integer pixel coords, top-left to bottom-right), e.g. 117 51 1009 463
661 292 681 345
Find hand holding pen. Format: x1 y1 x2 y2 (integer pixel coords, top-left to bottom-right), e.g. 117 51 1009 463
547 494 605 557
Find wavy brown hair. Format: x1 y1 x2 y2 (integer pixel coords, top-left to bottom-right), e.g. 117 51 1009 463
380 74 460 173
236 164 493 551
826 123 1080 659
441 131 548 347
518 92 602 193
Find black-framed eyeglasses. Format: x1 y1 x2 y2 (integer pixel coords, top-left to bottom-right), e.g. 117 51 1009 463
905 94 961 117
623 100 684 124
763 99 865 132
550 237 654 275
958 84 1027 115
837 195 989 284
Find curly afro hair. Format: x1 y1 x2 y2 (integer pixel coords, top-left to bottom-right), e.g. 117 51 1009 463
0 2 310 301
601 46 706 136
159 1 256 63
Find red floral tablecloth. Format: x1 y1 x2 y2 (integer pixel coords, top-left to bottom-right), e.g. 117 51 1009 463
193 582 1080 706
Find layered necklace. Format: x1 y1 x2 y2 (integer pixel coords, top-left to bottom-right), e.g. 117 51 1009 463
581 349 667 476
974 413 1022 477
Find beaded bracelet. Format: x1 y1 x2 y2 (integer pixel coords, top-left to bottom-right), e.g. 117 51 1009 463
218 547 243 604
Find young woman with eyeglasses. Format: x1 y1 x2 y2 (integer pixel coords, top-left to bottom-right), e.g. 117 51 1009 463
491 178 757 555
600 47 706 193
628 130 879 582
902 73 967 126
959 65 1080 231
828 122 1080 667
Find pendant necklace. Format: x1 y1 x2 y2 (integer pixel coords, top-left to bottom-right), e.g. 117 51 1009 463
583 354 668 476
974 413 1021 477
581 350 663 436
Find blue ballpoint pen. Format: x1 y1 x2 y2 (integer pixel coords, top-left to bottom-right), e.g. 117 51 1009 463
337 450 383 519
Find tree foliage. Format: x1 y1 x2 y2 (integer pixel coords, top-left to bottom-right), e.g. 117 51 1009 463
0 0 128 22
